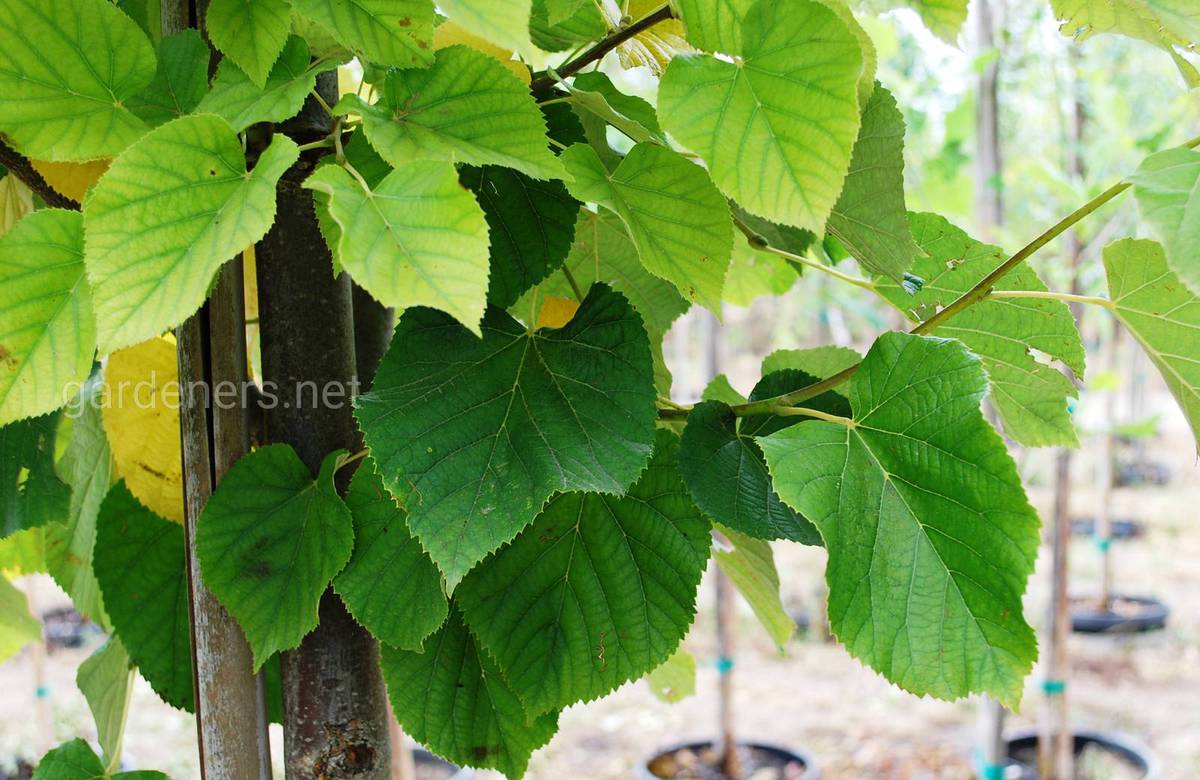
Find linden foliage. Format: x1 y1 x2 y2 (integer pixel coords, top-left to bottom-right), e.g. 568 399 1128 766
1 0 1198 776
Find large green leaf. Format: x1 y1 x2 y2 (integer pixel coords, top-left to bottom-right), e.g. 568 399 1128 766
827 84 918 281
759 333 1039 708
84 115 298 353
762 345 861 397
462 165 580 309
380 608 559 779
126 30 211 127
0 209 94 424
440 0 536 59
197 446 354 669
1 412 70 539
876 212 1085 447
31 739 168 780
657 0 863 232
356 283 657 589
560 143 732 312
45 376 112 626
1131 147 1200 296
714 526 793 648
77 638 133 771
304 161 491 333
530 0 606 51
1104 238 1200 448
457 430 710 714
197 36 338 132
645 649 697 703
347 46 563 181
333 463 448 650
674 0 753 53
0 574 39 664
288 0 434 68
93 482 193 711
678 369 850 544
206 0 293 88
721 246 799 307
0 0 155 161
1052 0 1199 85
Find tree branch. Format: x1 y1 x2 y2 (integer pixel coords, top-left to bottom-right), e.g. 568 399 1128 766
0 139 80 211
530 3 675 93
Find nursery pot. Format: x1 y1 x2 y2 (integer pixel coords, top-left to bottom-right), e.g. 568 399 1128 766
1004 728 1158 779
1068 517 1142 540
0 759 34 780
1069 594 1168 634
411 748 474 780
637 740 817 780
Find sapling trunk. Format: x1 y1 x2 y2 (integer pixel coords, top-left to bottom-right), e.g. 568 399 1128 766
714 568 741 779
1097 332 1118 611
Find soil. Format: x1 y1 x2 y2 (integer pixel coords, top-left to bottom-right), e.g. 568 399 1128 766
646 744 807 779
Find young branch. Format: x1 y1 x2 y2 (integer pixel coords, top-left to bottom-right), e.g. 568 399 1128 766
530 3 675 92
0 139 80 211
987 289 1114 309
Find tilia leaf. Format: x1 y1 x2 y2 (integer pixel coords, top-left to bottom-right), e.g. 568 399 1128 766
759 333 1040 708
288 0 435 69
1130 146 1200 296
356 283 657 589
206 0 293 89
1 412 70 539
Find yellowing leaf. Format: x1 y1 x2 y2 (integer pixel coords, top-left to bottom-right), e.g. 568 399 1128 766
102 336 183 523
31 159 110 203
535 296 579 329
614 0 691 73
0 176 33 237
434 20 530 82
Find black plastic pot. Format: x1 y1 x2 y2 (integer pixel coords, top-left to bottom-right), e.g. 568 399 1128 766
41 606 101 651
412 748 474 780
1069 517 1143 540
0 759 34 780
1070 594 1169 634
637 740 817 780
1004 728 1158 779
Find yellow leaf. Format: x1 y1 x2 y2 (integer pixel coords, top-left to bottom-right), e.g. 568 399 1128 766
102 335 184 523
613 0 690 74
31 159 110 203
434 21 530 83
0 175 33 236
536 296 580 329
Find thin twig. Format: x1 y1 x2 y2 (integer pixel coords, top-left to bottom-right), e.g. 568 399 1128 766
0 139 80 210
530 3 675 92
987 289 1114 309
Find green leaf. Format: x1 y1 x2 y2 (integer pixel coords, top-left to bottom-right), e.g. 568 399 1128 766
197 36 337 133
732 203 817 257
566 72 665 147
288 0 434 68
0 527 44 575
2 412 70 539
381 608 558 779
0 209 94 425
1052 0 1199 85
762 346 861 396
93 482 193 711
702 374 748 405
678 369 851 544
657 0 863 232
759 333 1039 707
207 0 293 88
333 463 448 650
31 739 169 780
84 115 298 353
197 446 354 669
1104 238 1200 449
827 84 919 281
530 0 607 51
1131 147 1200 296
0 574 39 665
520 210 691 336
645 649 697 703
304 161 491 333
0 0 155 161
714 525 794 647
674 0 753 53
45 376 113 626
127 30 211 127
876 212 1086 447
357 283 657 589
439 0 536 59
461 166 579 310
457 430 710 714
560 143 732 312
722 247 799 307
77 639 134 771
347 46 563 181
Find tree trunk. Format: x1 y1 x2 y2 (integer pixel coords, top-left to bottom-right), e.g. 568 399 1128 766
166 0 274 776
714 568 741 779
256 78 391 776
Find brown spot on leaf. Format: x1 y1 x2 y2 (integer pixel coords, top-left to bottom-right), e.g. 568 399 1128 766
398 16 411 26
